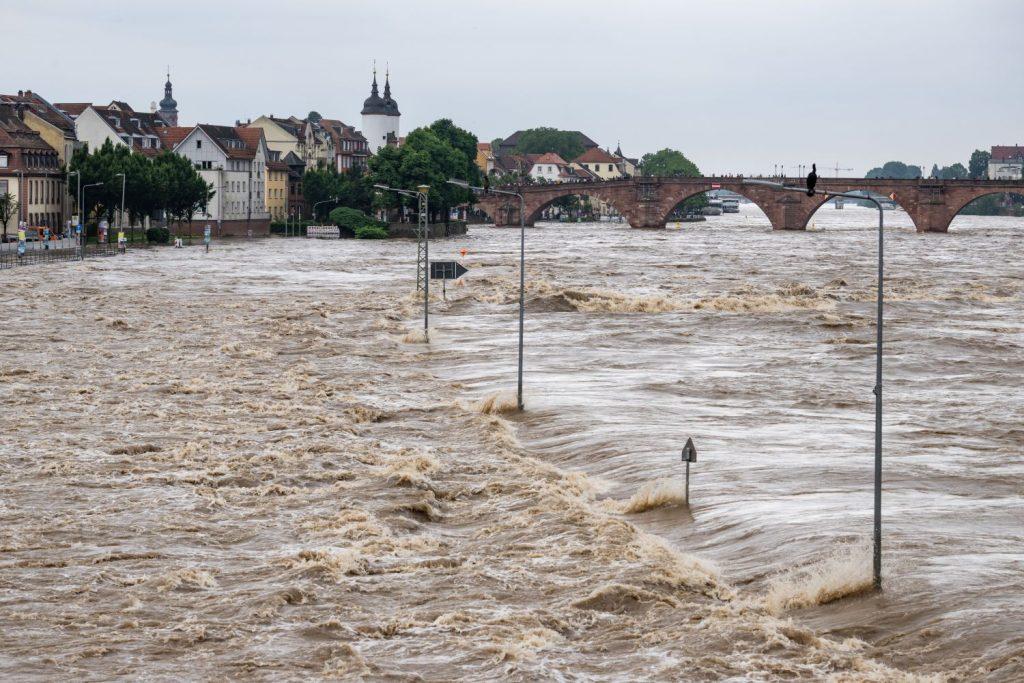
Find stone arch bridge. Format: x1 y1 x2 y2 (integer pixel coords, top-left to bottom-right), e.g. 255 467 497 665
475 177 1024 232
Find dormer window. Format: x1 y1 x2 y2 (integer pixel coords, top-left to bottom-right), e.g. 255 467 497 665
108 117 119 127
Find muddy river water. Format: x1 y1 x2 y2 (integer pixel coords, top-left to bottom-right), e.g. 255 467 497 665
1 204 1020 680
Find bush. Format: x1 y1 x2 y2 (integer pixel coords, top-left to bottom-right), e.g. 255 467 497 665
354 224 389 240
146 226 171 244
329 206 374 232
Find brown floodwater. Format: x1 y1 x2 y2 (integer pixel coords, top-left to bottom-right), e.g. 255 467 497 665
1 203 1020 680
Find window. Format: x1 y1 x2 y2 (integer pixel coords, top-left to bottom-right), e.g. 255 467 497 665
0 154 8 168
196 139 202 149
608 164 614 172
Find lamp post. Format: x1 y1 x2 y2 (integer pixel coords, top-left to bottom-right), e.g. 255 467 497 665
744 177 885 590
447 178 527 411
81 182 104 258
114 172 126 246
67 170 80 239
311 196 340 233
374 184 430 334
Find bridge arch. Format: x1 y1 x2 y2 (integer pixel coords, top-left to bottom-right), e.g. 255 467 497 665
799 188 917 232
657 185 776 227
945 190 1024 232
524 188 632 226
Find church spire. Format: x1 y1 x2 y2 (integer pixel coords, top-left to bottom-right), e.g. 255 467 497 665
158 66 178 126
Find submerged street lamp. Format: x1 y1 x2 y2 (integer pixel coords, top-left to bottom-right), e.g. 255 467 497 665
81 182 104 259
744 177 886 590
374 184 430 334
114 172 127 245
448 178 526 411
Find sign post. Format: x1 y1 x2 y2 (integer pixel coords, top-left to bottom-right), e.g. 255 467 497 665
429 260 468 300
17 225 26 259
204 224 212 253
681 437 697 506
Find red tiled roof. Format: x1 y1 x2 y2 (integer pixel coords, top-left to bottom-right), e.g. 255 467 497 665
573 147 619 164
0 105 58 152
236 126 265 153
477 142 491 151
533 152 567 165
991 145 1024 161
192 124 260 160
54 102 90 117
0 91 77 134
156 126 193 149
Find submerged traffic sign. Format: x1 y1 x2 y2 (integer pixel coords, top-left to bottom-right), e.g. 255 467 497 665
430 260 468 280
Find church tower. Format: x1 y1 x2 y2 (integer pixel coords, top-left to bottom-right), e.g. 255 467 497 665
158 69 178 126
361 65 400 154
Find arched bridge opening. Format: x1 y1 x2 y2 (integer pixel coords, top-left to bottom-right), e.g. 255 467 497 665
526 190 631 227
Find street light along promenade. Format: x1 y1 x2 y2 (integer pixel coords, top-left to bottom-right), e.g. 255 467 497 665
447 178 526 412
744 177 886 591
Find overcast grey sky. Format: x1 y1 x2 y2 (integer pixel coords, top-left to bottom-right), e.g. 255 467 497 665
6 0 1023 175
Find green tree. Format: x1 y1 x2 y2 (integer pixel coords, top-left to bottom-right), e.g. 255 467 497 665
865 161 922 179
638 148 702 177
367 119 480 224
0 192 19 239
639 149 705 212
968 150 991 179
931 163 969 179
511 128 587 161
153 151 214 233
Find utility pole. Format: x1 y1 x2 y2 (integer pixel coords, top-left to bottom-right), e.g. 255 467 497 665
374 184 431 333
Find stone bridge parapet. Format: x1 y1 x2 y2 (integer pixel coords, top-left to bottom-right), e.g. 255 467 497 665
474 177 1024 232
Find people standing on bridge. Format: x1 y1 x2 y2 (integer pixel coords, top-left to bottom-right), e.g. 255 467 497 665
807 163 818 196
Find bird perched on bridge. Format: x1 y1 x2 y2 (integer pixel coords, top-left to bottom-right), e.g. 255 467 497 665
806 163 818 196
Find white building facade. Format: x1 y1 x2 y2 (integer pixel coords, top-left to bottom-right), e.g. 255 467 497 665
988 145 1023 180
529 153 569 182
169 124 271 234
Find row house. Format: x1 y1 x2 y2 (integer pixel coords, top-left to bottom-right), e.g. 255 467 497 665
246 115 303 158
54 75 179 157
320 119 369 172
0 103 64 234
1 90 80 227
158 124 271 236
265 151 289 221
573 147 623 180
246 114 369 174
55 100 168 156
284 151 307 219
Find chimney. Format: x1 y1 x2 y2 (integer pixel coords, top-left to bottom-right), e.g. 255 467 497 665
236 119 241 127
17 90 23 97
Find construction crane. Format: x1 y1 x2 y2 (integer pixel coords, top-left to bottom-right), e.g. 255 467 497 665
831 162 854 178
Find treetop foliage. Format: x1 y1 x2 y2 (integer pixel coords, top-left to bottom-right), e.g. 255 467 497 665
638 148 702 178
